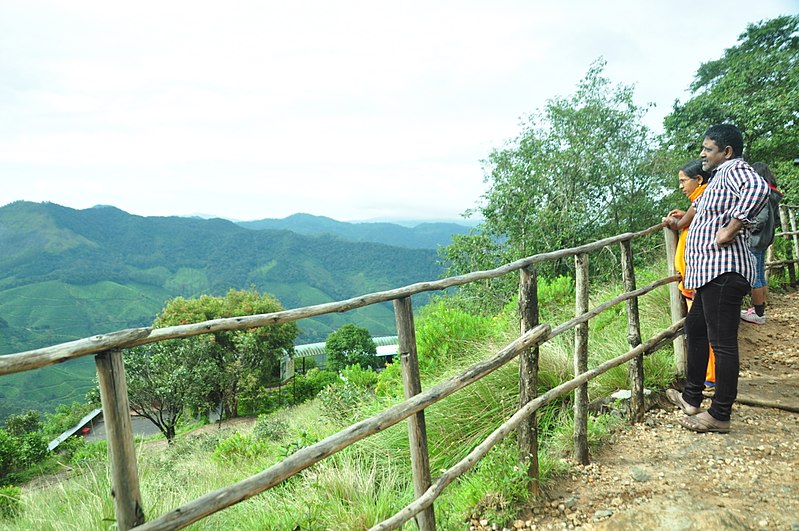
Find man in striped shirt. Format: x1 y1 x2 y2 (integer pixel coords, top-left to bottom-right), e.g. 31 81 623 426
667 124 769 433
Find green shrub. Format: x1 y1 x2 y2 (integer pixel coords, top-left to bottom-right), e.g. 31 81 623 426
54 436 86 461
211 433 268 464
70 440 107 464
317 382 373 425
239 369 340 417
415 300 498 365
19 433 48 467
0 428 47 478
340 364 378 390
294 368 339 400
376 300 500 398
253 415 290 442
0 485 21 520
278 431 318 459
3 411 42 437
0 430 19 478
454 438 533 527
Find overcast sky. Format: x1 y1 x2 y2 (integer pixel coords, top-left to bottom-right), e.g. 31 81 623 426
1 1 796 223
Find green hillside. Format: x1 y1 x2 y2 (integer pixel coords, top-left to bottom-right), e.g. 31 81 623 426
238 212 473 248
0 201 444 417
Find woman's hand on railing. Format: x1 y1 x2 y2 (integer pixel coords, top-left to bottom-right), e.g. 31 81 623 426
662 216 679 231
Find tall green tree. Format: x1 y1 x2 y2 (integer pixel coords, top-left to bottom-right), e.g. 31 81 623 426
442 60 667 311
124 341 217 443
662 15 799 202
325 324 378 372
126 288 299 432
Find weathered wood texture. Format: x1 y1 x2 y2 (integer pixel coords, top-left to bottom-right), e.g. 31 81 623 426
780 205 798 287
620 240 644 423
663 226 688 375
736 396 799 413
394 297 435 531
573 253 590 465
518 266 540 496
95 350 144 530
370 321 686 531
766 258 799 269
789 206 799 288
545 275 678 341
132 325 552 531
0 224 665 377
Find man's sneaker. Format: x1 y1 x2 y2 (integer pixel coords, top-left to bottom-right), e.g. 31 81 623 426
740 309 766 325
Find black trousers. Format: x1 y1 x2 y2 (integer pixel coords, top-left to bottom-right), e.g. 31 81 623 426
683 272 750 421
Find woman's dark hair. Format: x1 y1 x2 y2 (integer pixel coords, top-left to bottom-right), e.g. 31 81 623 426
680 159 710 184
751 161 777 187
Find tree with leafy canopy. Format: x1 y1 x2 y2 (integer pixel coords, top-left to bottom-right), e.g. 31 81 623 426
124 341 217 443
441 59 668 312
125 289 299 437
325 324 378 372
662 15 799 203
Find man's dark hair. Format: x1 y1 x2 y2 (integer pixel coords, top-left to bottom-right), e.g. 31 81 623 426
704 124 744 158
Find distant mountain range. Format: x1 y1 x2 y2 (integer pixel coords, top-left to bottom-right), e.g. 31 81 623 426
236 213 474 248
0 201 462 418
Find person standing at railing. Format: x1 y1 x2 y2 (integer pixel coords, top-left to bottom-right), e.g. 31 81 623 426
666 124 769 434
740 162 783 325
663 160 717 388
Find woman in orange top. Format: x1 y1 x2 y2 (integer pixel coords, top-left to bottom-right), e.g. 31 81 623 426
663 160 716 386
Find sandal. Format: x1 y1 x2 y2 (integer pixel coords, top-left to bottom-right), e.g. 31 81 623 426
666 388 703 416
677 412 731 434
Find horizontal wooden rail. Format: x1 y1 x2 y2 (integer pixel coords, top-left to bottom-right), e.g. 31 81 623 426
0 224 666 377
545 275 679 340
372 320 686 530
765 258 799 268
132 325 552 531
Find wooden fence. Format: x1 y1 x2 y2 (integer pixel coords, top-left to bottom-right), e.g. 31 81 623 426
1 205 797 530
767 204 799 287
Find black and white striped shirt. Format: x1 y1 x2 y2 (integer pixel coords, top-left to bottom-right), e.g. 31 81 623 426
684 158 769 290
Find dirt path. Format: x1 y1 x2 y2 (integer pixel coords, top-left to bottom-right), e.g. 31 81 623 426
486 289 799 531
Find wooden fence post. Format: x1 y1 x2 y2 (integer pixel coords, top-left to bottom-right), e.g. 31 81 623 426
573 254 590 465
95 349 145 530
663 227 688 376
779 205 797 287
788 206 799 288
518 266 540 496
620 240 644 423
393 297 436 531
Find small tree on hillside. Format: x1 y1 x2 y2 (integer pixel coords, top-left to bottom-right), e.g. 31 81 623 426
146 288 299 421
325 324 378 372
124 340 217 444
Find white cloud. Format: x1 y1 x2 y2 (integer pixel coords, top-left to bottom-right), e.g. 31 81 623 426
1 0 795 221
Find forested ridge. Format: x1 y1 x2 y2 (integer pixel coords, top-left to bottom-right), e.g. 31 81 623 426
237 212 474 248
0 200 446 416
